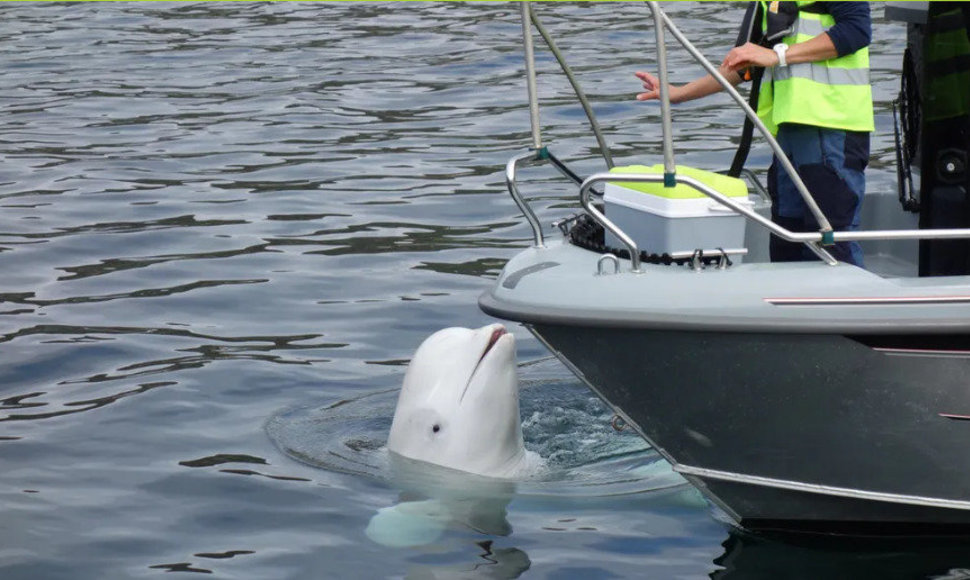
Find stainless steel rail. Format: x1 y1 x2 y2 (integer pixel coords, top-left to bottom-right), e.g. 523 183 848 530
509 2 970 269
649 3 676 179
734 168 771 202
520 3 542 150
528 6 614 169
646 1 834 235
579 171 837 271
506 151 546 248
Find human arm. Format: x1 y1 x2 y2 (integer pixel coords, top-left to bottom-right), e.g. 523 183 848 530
825 2 872 56
635 65 743 104
721 35 837 72
635 2 871 103
721 2 870 70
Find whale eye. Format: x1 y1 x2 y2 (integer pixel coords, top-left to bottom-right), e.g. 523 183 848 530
432 424 440 433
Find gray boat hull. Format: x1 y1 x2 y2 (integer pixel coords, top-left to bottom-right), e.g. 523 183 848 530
478 239 970 532
527 322 970 532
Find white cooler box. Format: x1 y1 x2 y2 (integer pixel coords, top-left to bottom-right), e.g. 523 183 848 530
604 164 752 258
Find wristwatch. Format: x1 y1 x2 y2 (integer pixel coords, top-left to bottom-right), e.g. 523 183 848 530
773 43 789 67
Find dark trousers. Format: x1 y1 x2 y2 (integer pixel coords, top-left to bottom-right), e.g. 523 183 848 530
768 123 870 267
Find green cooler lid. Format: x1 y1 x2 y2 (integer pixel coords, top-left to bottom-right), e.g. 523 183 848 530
610 164 748 199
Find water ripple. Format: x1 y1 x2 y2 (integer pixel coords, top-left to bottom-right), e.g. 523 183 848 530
0 3 912 578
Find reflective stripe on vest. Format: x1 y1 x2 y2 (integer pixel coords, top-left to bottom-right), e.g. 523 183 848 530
756 1 874 135
772 63 869 85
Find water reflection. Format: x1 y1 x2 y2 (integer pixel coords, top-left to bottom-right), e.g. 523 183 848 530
179 453 311 483
300 222 520 257
714 529 970 580
0 1 917 577
0 325 342 423
403 541 531 579
415 257 508 278
366 455 517 549
366 455 531 579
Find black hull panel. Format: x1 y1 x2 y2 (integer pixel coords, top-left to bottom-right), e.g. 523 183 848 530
531 322 970 530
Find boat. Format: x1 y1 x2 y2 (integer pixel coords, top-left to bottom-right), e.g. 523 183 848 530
480 2 970 534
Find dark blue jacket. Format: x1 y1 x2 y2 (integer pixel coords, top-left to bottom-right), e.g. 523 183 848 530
825 2 872 57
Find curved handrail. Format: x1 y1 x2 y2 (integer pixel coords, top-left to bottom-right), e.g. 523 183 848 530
506 151 546 248
739 168 771 202
645 2 833 235
509 2 970 271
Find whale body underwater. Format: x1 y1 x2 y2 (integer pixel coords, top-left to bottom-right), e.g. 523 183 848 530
386 323 541 479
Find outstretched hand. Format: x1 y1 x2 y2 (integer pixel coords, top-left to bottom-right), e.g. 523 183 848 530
634 70 687 103
634 70 661 101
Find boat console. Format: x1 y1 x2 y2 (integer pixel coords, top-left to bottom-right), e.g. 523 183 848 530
886 3 970 275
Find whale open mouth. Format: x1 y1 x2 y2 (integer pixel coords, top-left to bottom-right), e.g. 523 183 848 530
482 327 507 361
460 326 508 403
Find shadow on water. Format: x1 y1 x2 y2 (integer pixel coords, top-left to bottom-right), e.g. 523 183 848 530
714 529 970 580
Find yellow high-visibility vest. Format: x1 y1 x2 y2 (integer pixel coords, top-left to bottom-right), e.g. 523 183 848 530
756 1 875 135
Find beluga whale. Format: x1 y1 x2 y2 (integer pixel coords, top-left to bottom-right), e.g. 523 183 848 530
369 324 539 547
386 323 541 479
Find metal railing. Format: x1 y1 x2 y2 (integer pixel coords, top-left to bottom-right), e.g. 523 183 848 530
508 2 970 272
646 2 833 234
580 172 837 270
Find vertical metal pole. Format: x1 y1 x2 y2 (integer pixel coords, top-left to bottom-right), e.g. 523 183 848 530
656 9 834 234
521 2 542 150
648 1 675 186
529 6 613 168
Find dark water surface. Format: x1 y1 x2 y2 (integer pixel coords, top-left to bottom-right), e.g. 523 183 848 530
1 2 964 579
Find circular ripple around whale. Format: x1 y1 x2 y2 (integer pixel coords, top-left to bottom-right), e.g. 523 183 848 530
266 359 686 497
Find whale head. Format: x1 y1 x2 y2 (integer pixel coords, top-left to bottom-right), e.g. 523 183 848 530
387 324 526 478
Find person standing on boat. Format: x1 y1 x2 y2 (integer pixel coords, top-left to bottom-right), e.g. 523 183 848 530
635 2 873 266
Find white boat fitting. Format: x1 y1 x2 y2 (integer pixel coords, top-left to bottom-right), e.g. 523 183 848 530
480 2 970 534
